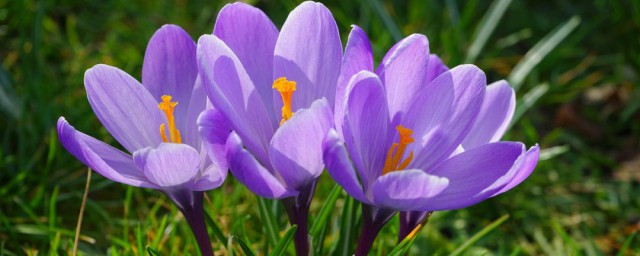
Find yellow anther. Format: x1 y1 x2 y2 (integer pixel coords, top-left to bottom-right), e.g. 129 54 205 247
158 95 182 143
382 125 415 175
273 77 297 125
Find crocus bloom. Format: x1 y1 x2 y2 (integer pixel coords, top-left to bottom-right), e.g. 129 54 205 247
323 26 539 255
398 77 540 241
197 2 340 254
57 25 229 256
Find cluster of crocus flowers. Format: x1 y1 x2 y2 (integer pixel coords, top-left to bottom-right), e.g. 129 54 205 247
58 1 540 255
196 2 341 255
57 25 230 256
323 26 540 254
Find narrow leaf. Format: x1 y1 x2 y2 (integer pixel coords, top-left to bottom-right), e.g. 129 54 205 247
269 225 298 256
236 236 258 256
366 0 403 41
449 214 510 256
509 83 549 129
310 185 342 237
508 16 581 91
257 197 280 247
465 0 513 63
204 211 228 248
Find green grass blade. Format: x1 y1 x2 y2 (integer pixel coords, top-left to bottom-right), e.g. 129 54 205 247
235 236 258 256
465 0 513 63
257 197 280 247
539 145 569 161
449 214 510 256
310 185 342 237
388 230 419 256
509 83 549 129
334 196 358 256
204 211 228 248
268 225 297 256
508 16 581 91
146 247 160 256
366 0 403 41
616 231 637 256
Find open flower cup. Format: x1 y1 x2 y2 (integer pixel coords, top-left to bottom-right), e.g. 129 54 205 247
197 1 341 254
322 26 540 255
57 25 229 256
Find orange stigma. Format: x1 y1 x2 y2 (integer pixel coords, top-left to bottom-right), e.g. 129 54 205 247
382 125 415 175
158 95 182 143
273 77 296 126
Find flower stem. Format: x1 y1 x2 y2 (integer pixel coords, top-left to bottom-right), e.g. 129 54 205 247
168 190 214 256
354 204 395 256
282 181 317 256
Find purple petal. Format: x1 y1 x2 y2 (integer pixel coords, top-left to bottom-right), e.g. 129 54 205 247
269 99 333 190
191 164 228 191
407 65 486 170
142 25 198 141
418 142 524 211
197 108 231 184
342 71 393 190
376 34 430 119
84 64 164 152
226 132 293 199
182 76 208 148
462 80 515 149
425 54 449 84
133 143 201 188
370 169 449 211
335 25 374 140
197 34 275 166
492 144 540 196
214 3 279 126
322 129 370 204
273 1 342 112
57 117 157 188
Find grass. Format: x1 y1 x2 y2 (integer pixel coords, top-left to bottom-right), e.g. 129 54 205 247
1 0 639 255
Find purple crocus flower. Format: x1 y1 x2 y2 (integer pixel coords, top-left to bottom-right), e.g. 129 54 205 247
57 25 230 256
323 26 539 255
398 78 540 241
197 2 340 254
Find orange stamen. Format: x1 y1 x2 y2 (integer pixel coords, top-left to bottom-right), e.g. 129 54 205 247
158 95 182 143
382 125 415 175
273 77 297 126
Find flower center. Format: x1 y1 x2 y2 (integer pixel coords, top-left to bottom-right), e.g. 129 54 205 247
158 95 182 143
272 77 297 126
382 125 415 175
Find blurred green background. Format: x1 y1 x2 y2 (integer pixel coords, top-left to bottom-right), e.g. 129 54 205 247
1 0 639 255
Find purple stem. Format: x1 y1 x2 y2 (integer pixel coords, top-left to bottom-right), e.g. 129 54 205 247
355 204 396 256
282 181 317 256
167 190 214 256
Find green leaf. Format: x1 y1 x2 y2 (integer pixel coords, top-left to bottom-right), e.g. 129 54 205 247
509 83 549 129
235 235 258 256
204 211 228 248
508 16 581 91
334 196 358 256
146 247 161 256
310 185 342 237
388 229 419 256
449 214 510 256
366 0 403 41
538 145 569 161
617 231 637 256
268 225 297 256
257 197 280 247
465 0 513 63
